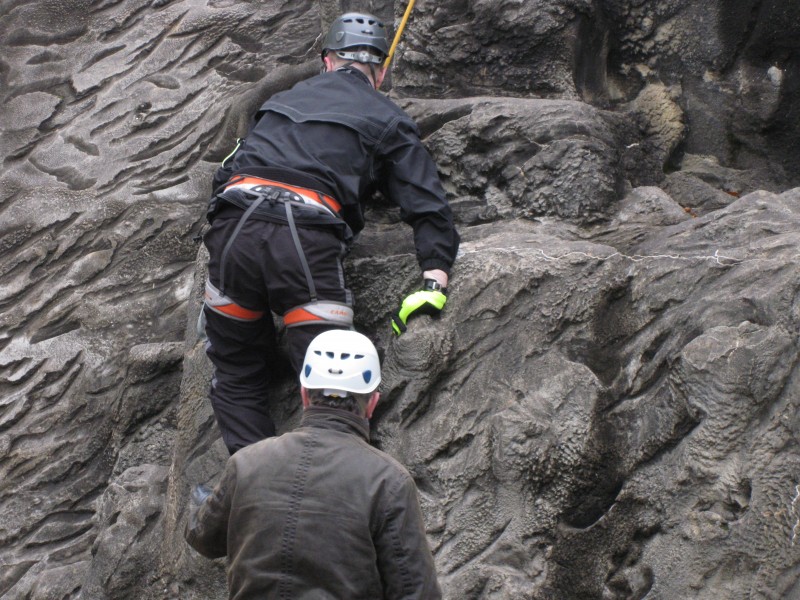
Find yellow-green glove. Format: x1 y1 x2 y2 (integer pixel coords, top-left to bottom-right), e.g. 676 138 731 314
391 289 447 335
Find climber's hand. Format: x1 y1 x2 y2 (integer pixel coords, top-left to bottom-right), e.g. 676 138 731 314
191 483 213 507
391 287 447 335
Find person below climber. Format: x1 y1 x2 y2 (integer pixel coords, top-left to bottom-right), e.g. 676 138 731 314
201 11 460 454
185 329 442 599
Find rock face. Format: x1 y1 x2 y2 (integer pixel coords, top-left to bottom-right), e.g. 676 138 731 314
1 1 798 599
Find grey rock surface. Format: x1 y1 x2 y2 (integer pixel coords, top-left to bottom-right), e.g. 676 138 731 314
1 1 799 599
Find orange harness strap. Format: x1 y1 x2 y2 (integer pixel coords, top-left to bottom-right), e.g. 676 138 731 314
204 280 265 322
283 302 354 328
225 176 342 215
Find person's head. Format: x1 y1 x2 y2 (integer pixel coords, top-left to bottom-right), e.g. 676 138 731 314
299 329 381 418
321 12 389 89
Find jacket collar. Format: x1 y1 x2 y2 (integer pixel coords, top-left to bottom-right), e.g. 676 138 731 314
335 65 373 88
300 406 370 441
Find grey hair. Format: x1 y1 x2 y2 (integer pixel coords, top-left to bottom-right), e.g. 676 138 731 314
305 387 372 416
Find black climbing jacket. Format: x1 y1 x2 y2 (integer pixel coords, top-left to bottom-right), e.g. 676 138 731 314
211 67 460 275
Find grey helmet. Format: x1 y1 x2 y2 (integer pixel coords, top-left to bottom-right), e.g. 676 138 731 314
322 12 389 64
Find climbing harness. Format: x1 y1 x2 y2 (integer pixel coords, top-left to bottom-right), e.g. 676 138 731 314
224 176 342 216
204 279 265 322
283 301 354 328
205 175 353 329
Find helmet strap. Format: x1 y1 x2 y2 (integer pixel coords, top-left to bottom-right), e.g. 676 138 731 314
367 62 378 87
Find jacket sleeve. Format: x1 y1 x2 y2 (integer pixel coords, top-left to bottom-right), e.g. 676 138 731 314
374 472 442 600
378 119 460 275
184 459 237 559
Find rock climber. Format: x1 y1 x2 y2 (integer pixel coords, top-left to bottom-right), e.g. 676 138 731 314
185 329 442 599
200 11 460 454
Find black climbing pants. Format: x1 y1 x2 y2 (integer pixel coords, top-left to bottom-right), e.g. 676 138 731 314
202 206 352 454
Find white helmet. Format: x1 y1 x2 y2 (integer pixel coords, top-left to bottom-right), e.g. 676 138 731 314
300 330 381 396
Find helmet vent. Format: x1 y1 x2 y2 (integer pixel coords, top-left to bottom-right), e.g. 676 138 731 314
322 13 389 60
299 330 381 394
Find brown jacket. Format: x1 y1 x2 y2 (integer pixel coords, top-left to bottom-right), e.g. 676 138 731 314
185 406 442 599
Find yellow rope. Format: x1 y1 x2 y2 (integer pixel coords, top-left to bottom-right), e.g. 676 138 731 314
383 0 416 70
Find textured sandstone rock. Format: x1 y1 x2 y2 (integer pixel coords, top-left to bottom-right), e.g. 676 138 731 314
1 1 799 599
410 98 627 223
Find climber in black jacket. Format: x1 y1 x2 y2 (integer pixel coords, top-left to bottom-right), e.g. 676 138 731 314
201 12 460 454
